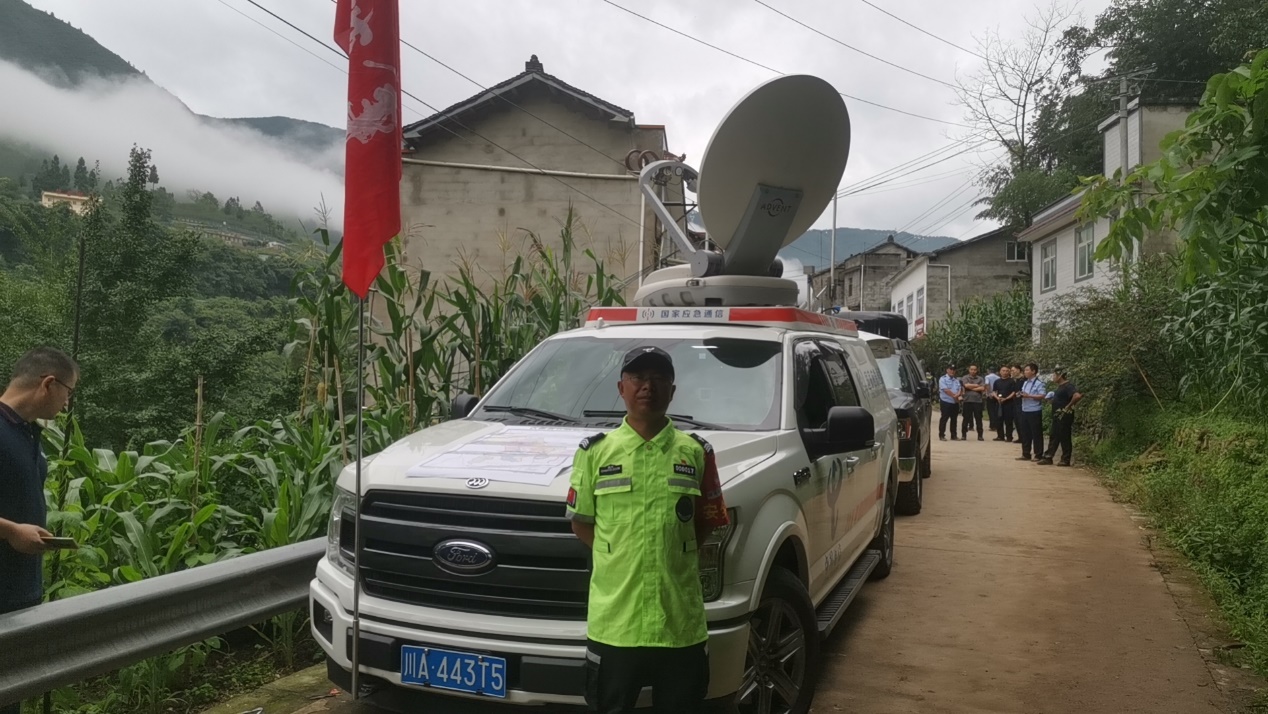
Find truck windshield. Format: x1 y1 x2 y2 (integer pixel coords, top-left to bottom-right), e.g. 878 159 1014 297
474 336 784 431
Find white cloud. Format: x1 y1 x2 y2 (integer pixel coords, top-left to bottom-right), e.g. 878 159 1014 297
0 59 345 228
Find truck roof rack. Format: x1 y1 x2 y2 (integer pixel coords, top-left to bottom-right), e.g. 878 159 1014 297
585 306 859 337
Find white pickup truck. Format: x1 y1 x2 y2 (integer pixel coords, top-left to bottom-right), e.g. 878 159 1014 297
310 305 899 713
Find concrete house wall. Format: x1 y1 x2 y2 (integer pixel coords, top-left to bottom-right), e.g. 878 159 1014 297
886 228 1023 339
808 237 918 311
399 58 681 298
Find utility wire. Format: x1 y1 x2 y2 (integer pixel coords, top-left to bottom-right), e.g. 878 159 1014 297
918 193 987 236
237 0 642 227
753 0 957 89
898 179 973 233
320 0 631 170
598 0 972 128
854 0 989 61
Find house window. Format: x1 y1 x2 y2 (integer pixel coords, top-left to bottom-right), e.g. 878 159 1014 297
847 275 855 297
1040 240 1057 293
1075 224 1095 281
905 293 914 320
1006 241 1029 262
916 287 925 318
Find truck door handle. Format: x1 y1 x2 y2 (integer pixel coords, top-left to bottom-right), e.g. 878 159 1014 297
870 442 882 452
844 456 860 473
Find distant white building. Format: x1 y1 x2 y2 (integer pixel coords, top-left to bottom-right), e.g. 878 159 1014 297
1018 100 1191 340
40 190 91 215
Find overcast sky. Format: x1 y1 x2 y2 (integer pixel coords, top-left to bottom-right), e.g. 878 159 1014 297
24 0 1112 259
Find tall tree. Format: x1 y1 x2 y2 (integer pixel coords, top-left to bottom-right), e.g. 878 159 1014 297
73 157 89 192
956 2 1079 228
1063 0 1268 102
75 146 198 447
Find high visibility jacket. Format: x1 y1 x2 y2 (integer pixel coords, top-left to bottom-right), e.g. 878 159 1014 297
566 418 728 648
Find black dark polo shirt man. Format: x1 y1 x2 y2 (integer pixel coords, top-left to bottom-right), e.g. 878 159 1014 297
0 400 47 611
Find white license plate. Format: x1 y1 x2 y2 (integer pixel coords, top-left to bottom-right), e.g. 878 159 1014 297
399 645 508 698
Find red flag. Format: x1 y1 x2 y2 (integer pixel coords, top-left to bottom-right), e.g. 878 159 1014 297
334 0 402 298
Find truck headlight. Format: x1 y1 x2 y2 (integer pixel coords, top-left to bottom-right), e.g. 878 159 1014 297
699 508 737 602
327 487 357 578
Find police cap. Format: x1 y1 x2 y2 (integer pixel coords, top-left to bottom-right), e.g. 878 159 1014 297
621 346 674 379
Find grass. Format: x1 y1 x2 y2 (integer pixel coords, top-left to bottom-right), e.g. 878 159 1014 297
1086 404 1268 678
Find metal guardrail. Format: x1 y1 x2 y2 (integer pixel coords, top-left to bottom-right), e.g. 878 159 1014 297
0 539 325 706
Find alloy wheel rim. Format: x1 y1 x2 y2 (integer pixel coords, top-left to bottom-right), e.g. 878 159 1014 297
738 598 807 714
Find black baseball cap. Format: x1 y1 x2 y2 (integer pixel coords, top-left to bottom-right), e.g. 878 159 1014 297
622 346 674 378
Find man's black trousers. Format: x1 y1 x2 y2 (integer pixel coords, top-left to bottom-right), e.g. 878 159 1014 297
1017 410 1044 458
586 639 708 713
996 402 1016 440
1046 412 1074 464
986 399 1000 427
961 402 984 437
938 401 959 438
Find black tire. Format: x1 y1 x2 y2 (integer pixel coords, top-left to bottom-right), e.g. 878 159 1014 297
736 568 819 714
895 458 923 516
921 442 932 479
868 478 896 581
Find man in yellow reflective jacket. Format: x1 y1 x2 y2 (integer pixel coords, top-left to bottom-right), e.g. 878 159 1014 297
566 345 730 713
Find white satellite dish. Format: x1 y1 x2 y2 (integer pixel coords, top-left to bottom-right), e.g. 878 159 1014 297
698 75 850 273
633 75 851 307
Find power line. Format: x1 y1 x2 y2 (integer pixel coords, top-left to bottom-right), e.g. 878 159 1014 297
854 0 989 61
395 37 629 169
898 179 973 233
840 168 969 198
598 0 972 128
236 0 642 228
319 0 630 170
752 0 957 89
918 193 987 236
837 137 991 198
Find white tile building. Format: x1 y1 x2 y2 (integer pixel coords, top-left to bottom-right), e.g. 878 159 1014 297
1018 100 1191 340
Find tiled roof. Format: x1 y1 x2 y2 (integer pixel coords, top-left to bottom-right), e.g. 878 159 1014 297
403 55 634 145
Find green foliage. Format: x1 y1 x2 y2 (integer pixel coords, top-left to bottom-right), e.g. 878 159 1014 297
1063 0 1268 103
1090 410 1268 676
975 164 1078 227
911 287 1032 371
1034 258 1183 438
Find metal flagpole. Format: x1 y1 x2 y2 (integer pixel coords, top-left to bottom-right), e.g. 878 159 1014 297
351 295 366 699
829 193 838 308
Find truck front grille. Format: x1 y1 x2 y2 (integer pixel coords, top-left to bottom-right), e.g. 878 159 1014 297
340 491 590 620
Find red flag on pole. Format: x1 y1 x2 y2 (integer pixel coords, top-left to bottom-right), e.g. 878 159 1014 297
334 0 402 299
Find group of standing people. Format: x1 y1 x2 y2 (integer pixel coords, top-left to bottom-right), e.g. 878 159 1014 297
937 363 1083 466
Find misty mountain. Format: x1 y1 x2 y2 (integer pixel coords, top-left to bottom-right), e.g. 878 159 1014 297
779 228 959 271
0 0 343 169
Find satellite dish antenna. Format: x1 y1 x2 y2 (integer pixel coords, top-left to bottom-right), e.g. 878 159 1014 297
634 75 850 307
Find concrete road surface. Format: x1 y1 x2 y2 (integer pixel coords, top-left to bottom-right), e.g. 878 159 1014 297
217 437 1256 714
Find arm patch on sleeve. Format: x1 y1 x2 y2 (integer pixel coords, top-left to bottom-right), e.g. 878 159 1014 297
578 432 607 451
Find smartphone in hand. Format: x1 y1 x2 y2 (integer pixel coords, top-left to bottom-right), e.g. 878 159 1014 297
40 536 79 550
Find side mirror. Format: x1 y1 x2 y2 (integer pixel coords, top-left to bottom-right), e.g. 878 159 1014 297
451 393 480 419
826 406 875 452
915 383 931 399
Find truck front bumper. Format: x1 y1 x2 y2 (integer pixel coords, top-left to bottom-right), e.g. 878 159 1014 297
310 561 750 706
897 438 918 483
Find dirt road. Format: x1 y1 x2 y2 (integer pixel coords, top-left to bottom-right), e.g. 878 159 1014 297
241 437 1251 714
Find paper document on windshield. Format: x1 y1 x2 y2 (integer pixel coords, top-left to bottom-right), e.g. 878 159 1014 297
406 425 594 485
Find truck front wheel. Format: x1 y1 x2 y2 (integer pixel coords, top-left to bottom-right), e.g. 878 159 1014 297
737 568 818 714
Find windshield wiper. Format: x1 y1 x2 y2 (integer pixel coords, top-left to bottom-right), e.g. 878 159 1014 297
582 410 728 431
482 405 579 423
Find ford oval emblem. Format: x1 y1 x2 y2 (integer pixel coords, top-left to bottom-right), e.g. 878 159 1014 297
433 539 496 575
466 477 489 490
